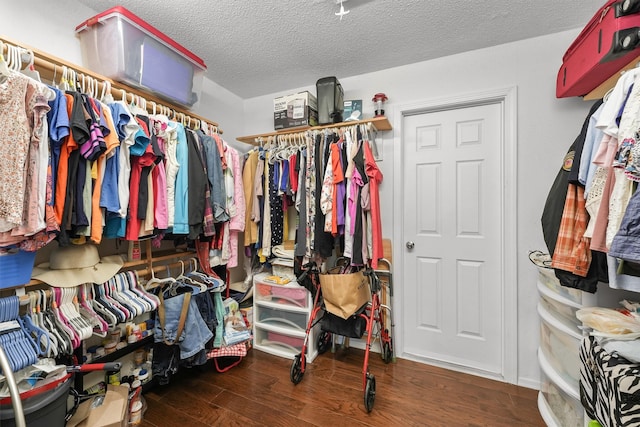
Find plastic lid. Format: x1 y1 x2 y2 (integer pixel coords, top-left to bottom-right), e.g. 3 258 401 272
138 369 149 380
132 400 143 412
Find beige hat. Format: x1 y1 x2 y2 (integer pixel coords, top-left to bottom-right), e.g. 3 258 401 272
32 244 124 288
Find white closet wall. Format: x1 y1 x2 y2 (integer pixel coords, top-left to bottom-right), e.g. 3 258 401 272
243 28 597 388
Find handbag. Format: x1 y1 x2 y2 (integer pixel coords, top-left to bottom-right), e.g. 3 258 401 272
321 310 366 338
319 268 370 319
579 336 640 427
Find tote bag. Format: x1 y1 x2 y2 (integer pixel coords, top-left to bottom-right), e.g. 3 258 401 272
319 269 370 319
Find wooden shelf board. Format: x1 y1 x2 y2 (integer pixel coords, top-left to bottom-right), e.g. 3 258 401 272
236 116 392 145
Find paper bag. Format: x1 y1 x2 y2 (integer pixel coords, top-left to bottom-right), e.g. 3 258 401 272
319 270 370 319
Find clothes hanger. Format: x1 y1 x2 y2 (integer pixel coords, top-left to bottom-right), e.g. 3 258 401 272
102 279 135 322
125 271 159 311
6 45 17 72
146 264 177 290
93 282 127 324
116 272 149 314
89 285 118 329
111 272 148 316
50 288 80 350
53 287 84 347
174 260 206 294
19 49 41 82
39 290 64 356
77 283 108 337
62 288 93 341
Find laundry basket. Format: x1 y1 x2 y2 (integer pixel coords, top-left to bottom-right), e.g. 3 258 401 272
0 374 72 427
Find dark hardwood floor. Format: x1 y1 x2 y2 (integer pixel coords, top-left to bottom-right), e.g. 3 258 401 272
140 347 544 427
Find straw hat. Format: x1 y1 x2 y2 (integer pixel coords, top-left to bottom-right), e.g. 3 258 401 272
32 244 123 288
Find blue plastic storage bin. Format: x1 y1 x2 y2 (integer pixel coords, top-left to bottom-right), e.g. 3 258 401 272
0 247 36 289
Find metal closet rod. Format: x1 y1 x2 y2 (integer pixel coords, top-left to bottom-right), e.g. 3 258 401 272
0 35 222 133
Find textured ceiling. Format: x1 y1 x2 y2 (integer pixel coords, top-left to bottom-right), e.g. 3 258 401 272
73 0 604 99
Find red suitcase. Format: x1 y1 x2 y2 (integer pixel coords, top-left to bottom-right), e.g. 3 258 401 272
556 0 640 98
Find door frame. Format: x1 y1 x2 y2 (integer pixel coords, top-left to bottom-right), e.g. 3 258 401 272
392 86 518 383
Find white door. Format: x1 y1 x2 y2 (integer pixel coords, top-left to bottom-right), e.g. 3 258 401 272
402 101 505 376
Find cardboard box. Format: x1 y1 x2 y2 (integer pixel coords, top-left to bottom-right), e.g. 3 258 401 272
343 99 362 121
67 384 129 427
273 91 318 130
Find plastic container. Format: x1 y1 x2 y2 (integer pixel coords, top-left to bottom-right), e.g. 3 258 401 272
257 305 307 330
539 351 583 427
0 374 72 427
75 6 206 108
0 247 36 289
254 274 309 308
538 302 582 389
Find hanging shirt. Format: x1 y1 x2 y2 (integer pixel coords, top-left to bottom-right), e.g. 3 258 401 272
150 120 168 231
226 145 245 268
173 123 189 234
363 140 383 269
164 119 179 228
99 103 121 216
243 150 259 247
47 86 69 207
0 72 35 232
186 129 207 239
200 130 228 223
103 101 139 239
125 120 153 241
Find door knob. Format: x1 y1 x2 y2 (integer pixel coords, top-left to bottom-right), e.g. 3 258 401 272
406 241 415 250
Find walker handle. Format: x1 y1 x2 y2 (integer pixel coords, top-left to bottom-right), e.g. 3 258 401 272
68 362 122 373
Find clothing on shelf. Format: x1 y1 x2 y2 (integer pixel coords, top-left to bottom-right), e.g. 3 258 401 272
243 124 384 269
0 40 252 276
544 66 640 293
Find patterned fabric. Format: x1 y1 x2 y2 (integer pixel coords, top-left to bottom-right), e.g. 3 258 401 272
206 342 247 359
0 72 33 232
551 183 591 277
606 168 633 249
269 160 283 247
305 132 317 258
580 336 640 427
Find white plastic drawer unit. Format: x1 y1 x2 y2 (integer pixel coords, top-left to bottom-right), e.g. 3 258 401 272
537 280 582 333
538 302 582 390
254 325 305 359
538 350 583 427
256 305 307 331
254 274 310 309
537 268 597 308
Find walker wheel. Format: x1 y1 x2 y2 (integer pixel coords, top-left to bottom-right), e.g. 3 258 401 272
382 341 392 364
290 353 305 384
364 373 376 412
317 331 332 354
